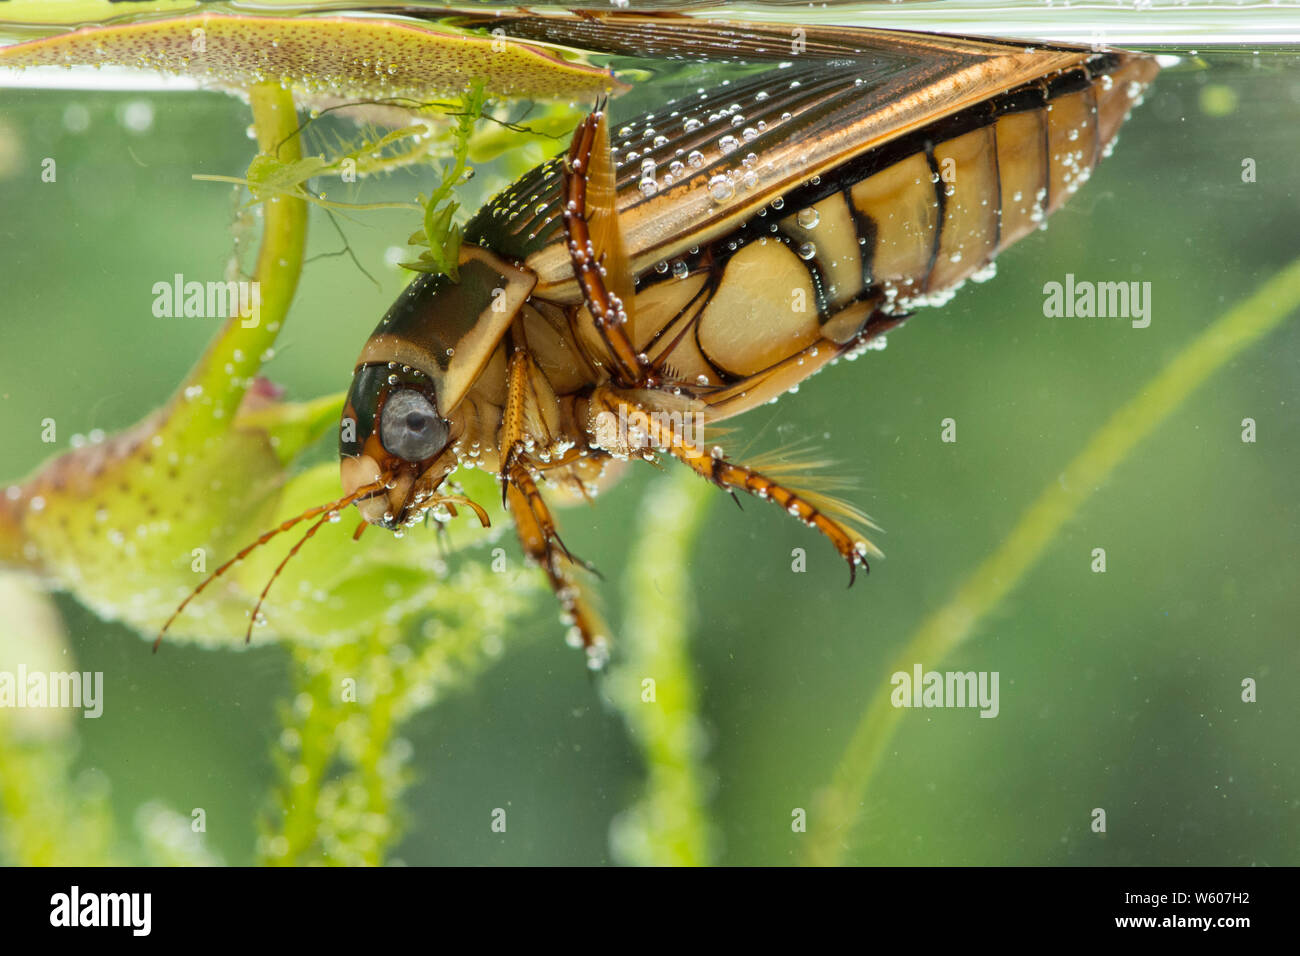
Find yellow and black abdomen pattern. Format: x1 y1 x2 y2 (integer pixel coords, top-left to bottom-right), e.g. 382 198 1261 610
629 51 1158 388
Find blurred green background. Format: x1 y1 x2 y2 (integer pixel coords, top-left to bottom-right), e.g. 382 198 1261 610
0 44 1297 865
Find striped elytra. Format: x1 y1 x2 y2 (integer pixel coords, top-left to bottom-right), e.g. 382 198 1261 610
460 45 1157 421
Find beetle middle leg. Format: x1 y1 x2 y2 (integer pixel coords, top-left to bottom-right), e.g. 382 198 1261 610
499 345 609 663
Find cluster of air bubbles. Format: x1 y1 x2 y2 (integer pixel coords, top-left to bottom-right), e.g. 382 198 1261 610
899 281 962 313
585 640 610 671
1029 187 1049 227
639 155 658 197
843 334 888 362
704 149 763 205
68 429 108 449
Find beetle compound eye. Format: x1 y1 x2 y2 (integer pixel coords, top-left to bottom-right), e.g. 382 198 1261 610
380 389 447 462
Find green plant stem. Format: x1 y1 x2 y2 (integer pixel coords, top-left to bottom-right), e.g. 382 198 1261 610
270 628 401 867
163 82 307 444
263 563 535 865
609 469 717 866
805 256 1300 867
0 736 119 865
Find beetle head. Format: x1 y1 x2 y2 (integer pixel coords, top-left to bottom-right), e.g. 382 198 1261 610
338 249 535 529
339 362 455 529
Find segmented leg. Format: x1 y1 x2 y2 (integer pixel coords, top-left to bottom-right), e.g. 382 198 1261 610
499 334 609 665
563 100 656 388
591 388 876 584
498 349 532 490
505 464 609 667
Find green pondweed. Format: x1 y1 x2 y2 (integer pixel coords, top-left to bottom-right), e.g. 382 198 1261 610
804 255 1300 867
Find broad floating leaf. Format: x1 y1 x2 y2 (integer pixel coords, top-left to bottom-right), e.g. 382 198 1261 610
0 13 627 102
0 1 202 28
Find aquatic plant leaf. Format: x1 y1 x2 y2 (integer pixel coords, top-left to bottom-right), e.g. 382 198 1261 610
245 153 332 197
0 13 626 103
0 393 509 649
399 82 485 279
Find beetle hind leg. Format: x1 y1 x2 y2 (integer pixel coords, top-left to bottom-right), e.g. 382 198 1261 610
706 454 877 585
592 388 880 585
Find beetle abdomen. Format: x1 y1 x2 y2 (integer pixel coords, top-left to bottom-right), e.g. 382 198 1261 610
615 51 1157 395
465 34 1155 408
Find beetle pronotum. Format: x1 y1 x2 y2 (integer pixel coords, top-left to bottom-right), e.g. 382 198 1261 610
160 15 1159 667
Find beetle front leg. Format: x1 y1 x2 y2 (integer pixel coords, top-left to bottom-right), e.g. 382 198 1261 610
591 388 879 585
563 101 657 389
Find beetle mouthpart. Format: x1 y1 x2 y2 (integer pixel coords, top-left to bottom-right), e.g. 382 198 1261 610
340 453 382 497
374 470 416 528
341 455 415 529
340 454 391 525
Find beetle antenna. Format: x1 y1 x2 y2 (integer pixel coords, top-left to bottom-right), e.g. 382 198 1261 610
242 510 333 644
153 476 388 651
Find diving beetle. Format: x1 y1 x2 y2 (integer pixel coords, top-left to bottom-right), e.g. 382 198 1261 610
165 16 1160 666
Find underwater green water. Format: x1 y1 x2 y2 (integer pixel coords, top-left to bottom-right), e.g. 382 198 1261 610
0 4 1297 865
